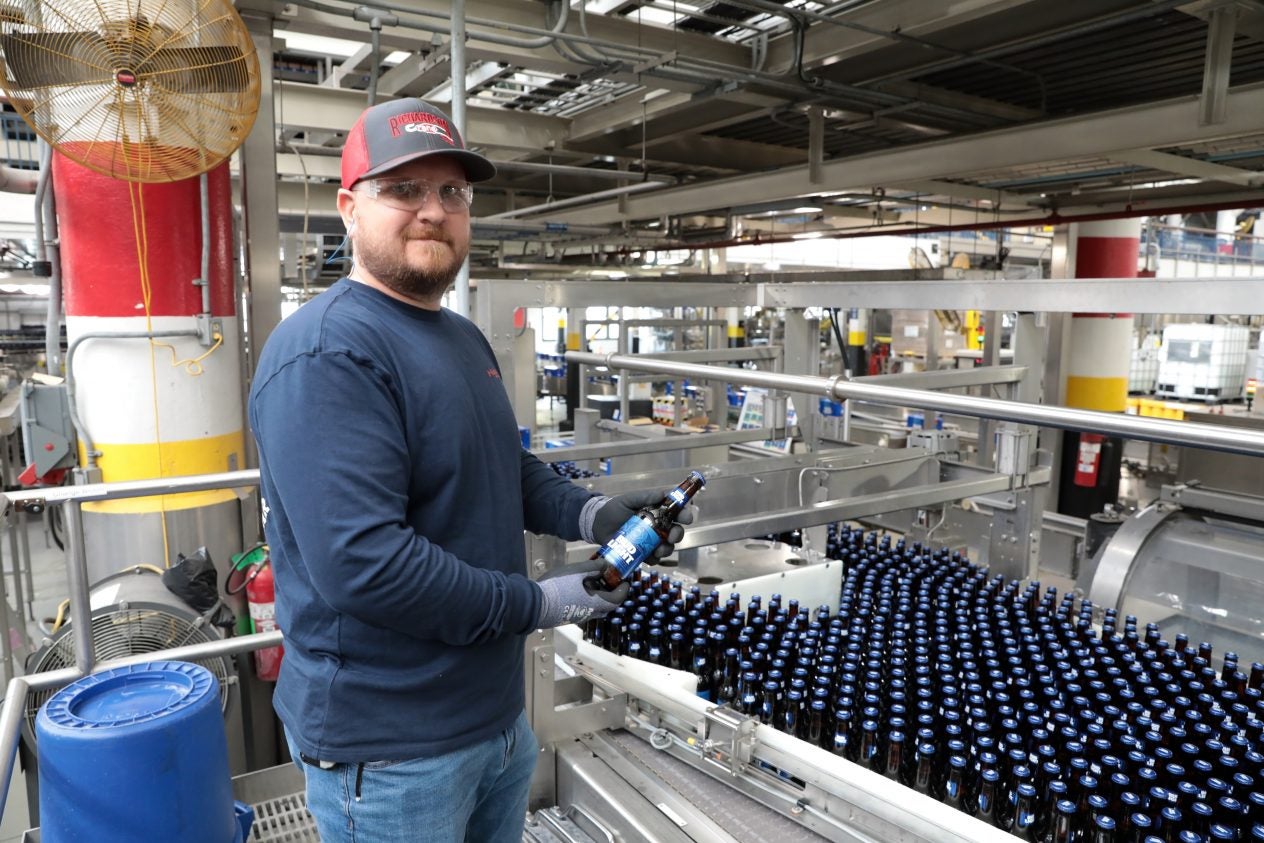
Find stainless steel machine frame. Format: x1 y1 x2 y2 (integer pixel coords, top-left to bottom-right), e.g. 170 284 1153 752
475 278 761 435
526 446 1049 581
566 352 1264 458
478 272 1264 455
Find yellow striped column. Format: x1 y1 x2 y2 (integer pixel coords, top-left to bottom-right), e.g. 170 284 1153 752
726 307 745 348
1065 219 1138 413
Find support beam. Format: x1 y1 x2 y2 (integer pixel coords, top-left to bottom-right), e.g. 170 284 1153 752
375 45 451 96
277 0 749 79
1200 3 1238 125
1179 0 1264 45
427 61 510 101
872 80 1042 122
273 80 570 154
890 179 1037 208
240 14 284 370
523 83 1264 223
323 42 374 88
566 89 690 144
567 90 787 152
808 106 824 185
764 0 1043 73
1105 148 1262 186
756 276 1264 316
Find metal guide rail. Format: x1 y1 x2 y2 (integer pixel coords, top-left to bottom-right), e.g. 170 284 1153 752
567 352 1264 458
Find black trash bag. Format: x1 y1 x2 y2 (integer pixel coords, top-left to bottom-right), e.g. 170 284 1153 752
162 546 236 632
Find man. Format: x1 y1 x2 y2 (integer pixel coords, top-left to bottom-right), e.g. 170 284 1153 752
248 98 690 842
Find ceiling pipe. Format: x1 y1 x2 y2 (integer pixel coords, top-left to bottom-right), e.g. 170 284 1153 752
725 0 1048 107
635 198 1264 253
485 180 667 219
473 218 665 240
290 0 980 122
492 160 675 184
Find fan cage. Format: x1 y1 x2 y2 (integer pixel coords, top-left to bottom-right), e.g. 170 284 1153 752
25 603 232 742
0 0 261 183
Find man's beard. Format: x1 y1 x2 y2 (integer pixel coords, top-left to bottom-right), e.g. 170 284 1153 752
355 229 467 303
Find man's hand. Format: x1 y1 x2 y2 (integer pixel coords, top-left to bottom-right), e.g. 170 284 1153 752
535 559 630 628
588 489 695 559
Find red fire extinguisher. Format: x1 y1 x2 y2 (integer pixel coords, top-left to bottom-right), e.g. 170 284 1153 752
244 556 285 682
1073 433 1104 488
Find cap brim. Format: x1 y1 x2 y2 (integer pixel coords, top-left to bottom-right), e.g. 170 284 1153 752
355 148 497 184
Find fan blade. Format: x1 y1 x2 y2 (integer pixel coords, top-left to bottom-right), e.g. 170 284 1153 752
0 31 113 89
142 45 250 93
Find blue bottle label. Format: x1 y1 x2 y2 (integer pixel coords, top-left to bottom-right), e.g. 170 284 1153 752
597 515 661 580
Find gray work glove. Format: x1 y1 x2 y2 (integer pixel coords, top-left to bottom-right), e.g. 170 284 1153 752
581 488 695 559
536 559 630 628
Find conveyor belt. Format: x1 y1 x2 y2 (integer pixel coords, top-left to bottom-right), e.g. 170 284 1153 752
607 730 832 843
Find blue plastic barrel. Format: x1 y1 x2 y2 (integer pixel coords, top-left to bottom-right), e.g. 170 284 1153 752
36 661 241 843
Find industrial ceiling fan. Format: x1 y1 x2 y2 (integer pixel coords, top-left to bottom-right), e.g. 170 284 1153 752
0 0 261 182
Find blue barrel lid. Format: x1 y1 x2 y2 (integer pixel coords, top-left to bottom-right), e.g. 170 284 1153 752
41 661 216 731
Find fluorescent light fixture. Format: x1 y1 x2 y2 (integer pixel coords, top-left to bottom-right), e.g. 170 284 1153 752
791 206 822 214
792 231 826 240
0 283 49 295
280 32 365 59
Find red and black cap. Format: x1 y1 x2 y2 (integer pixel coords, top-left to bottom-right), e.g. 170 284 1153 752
340 98 496 188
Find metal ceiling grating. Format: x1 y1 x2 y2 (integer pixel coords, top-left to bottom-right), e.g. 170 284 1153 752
911 11 1264 116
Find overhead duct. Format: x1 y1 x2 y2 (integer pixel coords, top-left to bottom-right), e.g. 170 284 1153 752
0 166 38 194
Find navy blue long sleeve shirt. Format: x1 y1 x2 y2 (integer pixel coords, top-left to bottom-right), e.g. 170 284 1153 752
248 278 593 762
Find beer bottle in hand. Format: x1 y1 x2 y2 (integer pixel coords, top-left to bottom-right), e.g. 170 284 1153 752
589 470 705 591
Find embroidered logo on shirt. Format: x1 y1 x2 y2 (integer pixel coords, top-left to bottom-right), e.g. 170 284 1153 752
487 368 501 379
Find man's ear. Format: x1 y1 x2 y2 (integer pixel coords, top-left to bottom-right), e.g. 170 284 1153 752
336 188 358 232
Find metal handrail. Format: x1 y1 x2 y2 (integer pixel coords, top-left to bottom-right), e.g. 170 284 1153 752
0 469 268 825
567 352 1264 457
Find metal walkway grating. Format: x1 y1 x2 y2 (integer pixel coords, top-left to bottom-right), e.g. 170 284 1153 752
249 790 320 842
245 788 557 842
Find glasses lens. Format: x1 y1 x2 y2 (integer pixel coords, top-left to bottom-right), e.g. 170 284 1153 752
369 179 471 213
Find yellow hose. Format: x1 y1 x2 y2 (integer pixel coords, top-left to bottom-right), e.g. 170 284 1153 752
123 564 166 576
50 598 70 633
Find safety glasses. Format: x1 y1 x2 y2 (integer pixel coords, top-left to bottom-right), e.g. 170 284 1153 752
357 177 473 214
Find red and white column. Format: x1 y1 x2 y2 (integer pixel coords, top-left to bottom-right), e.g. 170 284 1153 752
1059 218 1139 518
53 155 247 579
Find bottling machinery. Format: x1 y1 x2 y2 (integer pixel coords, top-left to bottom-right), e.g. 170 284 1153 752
2 274 1263 841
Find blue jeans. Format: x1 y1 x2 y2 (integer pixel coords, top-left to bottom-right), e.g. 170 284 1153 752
285 712 538 842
